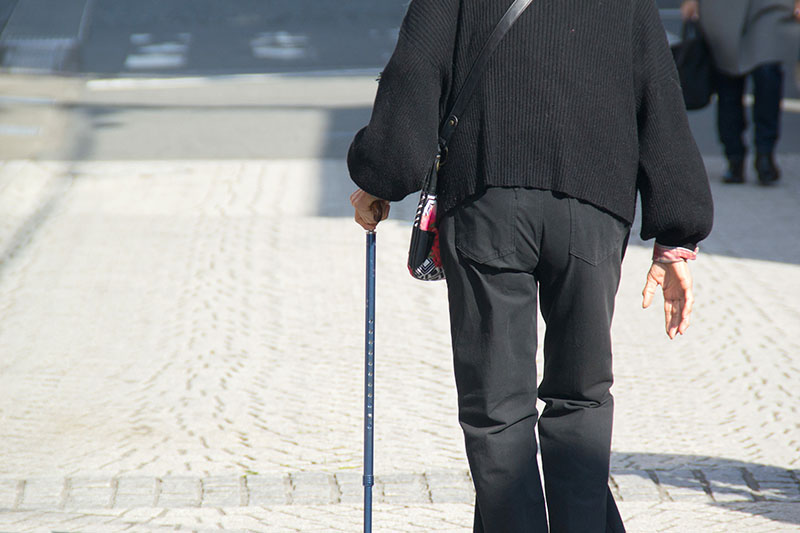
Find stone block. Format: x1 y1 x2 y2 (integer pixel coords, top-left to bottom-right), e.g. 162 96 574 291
0 479 20 510
64 478 113 509
426 470 473 504
17 477 63 510
246 474 289 505
114 477 156 508
201 475 242 507
611 471 663 502
290 472 336 504
157 477 201 507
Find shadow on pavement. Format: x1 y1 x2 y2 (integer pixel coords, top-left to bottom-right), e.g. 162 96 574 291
0 170 73 283
611 452 800 526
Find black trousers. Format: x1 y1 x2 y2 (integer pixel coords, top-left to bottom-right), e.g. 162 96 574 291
439 187 629 533
716 62 783 158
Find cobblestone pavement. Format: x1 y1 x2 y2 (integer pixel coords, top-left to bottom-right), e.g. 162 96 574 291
0 156 798 531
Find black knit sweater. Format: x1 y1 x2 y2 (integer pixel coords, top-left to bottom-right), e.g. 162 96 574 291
347 0 713 246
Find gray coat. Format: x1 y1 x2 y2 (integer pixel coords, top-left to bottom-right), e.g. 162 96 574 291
700 0 800 75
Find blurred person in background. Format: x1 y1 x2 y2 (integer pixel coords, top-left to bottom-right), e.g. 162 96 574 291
681 0 800 185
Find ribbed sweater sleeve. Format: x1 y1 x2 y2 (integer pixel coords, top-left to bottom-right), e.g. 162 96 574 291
633 0 714 247
347 0 456 202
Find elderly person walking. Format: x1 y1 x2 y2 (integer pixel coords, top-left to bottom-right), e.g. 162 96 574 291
682 0 800 184
349 0 713 531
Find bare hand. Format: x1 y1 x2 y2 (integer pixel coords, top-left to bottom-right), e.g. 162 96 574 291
795 0 800 21
350 189 390 231
642 261 694 339
681 0 700 21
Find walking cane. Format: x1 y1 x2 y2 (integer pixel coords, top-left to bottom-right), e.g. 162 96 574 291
363 230 376 533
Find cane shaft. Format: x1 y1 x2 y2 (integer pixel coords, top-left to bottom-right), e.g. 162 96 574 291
363 231 376 533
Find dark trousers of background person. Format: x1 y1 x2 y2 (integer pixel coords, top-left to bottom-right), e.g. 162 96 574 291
439 187 630 533
716 62 783 159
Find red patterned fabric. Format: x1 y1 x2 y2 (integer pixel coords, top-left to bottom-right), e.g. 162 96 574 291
653 243 698 263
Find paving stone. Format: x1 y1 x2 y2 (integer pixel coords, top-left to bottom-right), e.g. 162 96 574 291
426 470 474 504
246 474 290 505
0 480 19 511
63 477 113 509
744 466 800 502
17 478 64 510
157 477 202 507
290 472 337 505
378 473 429 504
651 469 711 503
113 477 156 508
334 471 363 505
201 475 243 507
702 468 754 503
611 471 663 502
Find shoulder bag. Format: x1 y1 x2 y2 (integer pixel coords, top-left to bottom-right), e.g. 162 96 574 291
408 0 534 281
672 20 715 111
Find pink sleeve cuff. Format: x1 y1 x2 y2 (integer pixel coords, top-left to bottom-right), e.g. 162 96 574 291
653 243 698 263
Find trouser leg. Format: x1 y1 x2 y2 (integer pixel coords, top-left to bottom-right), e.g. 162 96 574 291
715 70 747 159
535 195 629 533
751 62 783 154
439 188 547 533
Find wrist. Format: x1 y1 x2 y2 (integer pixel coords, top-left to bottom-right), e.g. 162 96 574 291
653 243 698 263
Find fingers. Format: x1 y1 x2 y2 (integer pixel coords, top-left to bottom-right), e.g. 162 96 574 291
351 189 389 231
678 292 694 335
665 299 682 339
680 1 699 21
664 292 694 339
354 211 377 232
349 189 363 207
370 200 387 222
644 261 695 339
642 277 658 308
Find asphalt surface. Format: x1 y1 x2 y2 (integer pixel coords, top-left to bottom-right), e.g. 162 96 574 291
2 0 406 75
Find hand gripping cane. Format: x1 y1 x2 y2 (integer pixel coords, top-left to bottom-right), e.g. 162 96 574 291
363 230 376 532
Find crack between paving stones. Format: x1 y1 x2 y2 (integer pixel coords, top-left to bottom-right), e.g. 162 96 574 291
286 473 294 505
330 473 342 504
691 469 715 502
153 477 163 507
13 479 25 510
788 470 800 498
740 468 767 502
109 478 119 509
608 474 623 502
0 169 75 285
59 477 71 510
240 475 249 506
645 470 673 502
422 472 434 504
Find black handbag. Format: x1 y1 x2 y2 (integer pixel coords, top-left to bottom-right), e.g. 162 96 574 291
672 20 715 111
408 0 534 281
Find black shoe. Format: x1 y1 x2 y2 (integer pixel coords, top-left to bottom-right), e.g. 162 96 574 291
755 153 780 186
722 157 745 184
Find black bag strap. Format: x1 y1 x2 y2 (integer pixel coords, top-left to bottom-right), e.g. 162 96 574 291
438 0 534 148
